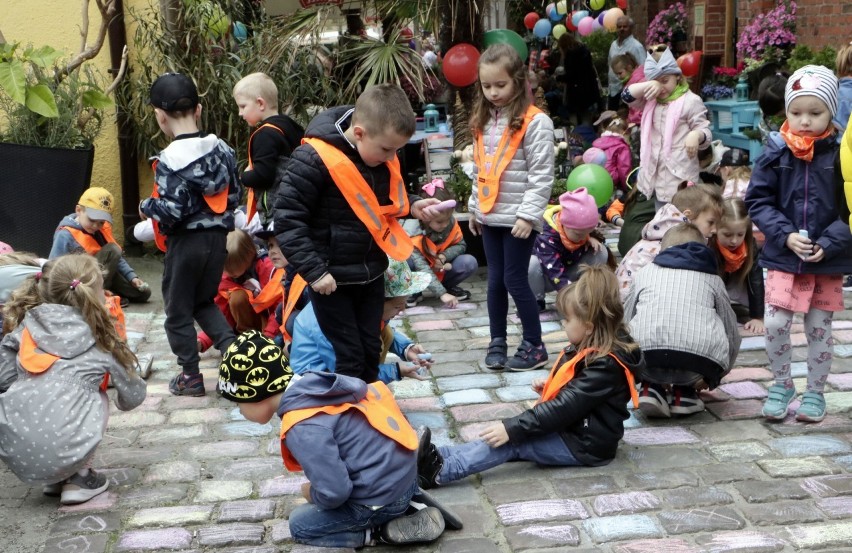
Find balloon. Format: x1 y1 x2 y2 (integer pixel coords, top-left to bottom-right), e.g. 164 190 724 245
400 27 413 39
556 0 568 14
603 8 625 31
549 6 563 21
232 21 248 43
524 12 540 30
578 16 595 37
597 11 606 25
617 0 628 9
677 51 703 78
552 24 567 40
533 19 552 39
566 13 578 32
199 1 230 39
582 147 607 166
571 10 588 27
442 43 480 87
590 0 606 9
592 19 603 32
545 3 555 17
566 164 614 207
483 29 529 62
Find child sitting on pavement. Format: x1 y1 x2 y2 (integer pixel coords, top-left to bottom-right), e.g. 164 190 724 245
624 223 741 418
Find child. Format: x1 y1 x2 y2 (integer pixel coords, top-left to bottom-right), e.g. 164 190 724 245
274 83 438 384
140 72 241 396
233 72 304 227
417 266 644 488
609 53 644 128
616 182 723 301
745 65 852 423
835 42 852 139
757 72 788 144
623 46 712 209
0 254 146 504
217 335 447 547
528 188 612 311
50 187 150 305
624 223 741 418
467 43 554 371
720 148 752 200
254 227 309 347
405 186 478 309
291 258 433 383
591 116 632 193
0 251 42 314
711 198 764 334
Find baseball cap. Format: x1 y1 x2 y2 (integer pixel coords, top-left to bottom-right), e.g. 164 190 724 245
78 187 114 223
593 110 618 127
254 223 276 240
149 73 199 112
218 330 294 403
720 148 749 167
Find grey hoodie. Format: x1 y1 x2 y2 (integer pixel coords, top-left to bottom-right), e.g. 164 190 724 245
0 304 146 484
277 372 416 509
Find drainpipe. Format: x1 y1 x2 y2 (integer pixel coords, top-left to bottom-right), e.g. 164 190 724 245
107 0 141 240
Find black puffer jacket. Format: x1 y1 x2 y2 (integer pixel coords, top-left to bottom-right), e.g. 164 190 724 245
273 106 419 284
503 341 645 466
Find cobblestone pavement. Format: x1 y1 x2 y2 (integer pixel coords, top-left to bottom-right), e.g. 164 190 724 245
2 252 852 553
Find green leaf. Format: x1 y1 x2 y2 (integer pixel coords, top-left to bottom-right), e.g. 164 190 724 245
82 89 113 109
25 84 59 117
0 59 28 104
26 45 62 68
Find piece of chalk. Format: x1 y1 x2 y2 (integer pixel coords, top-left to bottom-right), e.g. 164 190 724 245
417 353 432 360
428 200 456 212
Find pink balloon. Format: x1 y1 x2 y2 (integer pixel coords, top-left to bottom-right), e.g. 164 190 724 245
578 16 595 37
592 19 603 32
582 147 607 166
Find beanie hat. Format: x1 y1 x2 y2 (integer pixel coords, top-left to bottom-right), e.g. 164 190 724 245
559 188 599 229
785 65 838 117
219 330 293 403
78 187 114 223
643 47 682 81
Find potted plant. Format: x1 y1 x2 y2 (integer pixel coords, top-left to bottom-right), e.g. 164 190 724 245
0 0 126 255
646 3 689 50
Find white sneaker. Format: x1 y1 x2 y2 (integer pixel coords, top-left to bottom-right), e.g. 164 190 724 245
60 470 109 505
638 383 671 418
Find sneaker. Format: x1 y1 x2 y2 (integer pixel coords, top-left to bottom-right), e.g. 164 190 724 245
60 470 109 505
485 337 508 370
416 427 443 490
537 298 546 312
638 382 671 418
506 340 548 371
796 391 826 422
411 488 464 530
135 353 154 379
169 372 206 397
843 275 852 291
380 507 445 544
446 286 471 301
43 481 64 497
762 384 796 420
406 293 423 308
669 386 705 415
119 296 130 308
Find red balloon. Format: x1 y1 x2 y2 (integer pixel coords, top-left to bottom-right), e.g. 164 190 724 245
566 12 578 32
677 50 703 78
524 12 540 30
616 0 628 9
400 27 413 39
442 43 481 88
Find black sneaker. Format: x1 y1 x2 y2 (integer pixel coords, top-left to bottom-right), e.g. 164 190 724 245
60 470 109 505
380 507 445 544
537 298 546 312
638 382 671 418
485 337 508 370
669 385 705 416
446 286 471 301
406 293 423 308
844 275 852 291
169 372 205 397
411 488 464 530
416 427 443 490
505 340 548 371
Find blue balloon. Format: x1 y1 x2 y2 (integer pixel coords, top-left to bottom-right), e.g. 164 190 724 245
549 7 564 21
597 12 606 25
572 10 589 27
533 19 553 39
232 21 248 43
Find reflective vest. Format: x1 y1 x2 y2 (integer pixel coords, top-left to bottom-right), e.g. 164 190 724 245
246 123 286 223
106 295 127 341
279 274 307 343
148 160 230 252
61 224 118 255
537 348 639 408
411 221 463 281
250 267 285 313
303 138 413 261
18 327 110 391
474 105 542 214
279 380 416 471
841 112 852 227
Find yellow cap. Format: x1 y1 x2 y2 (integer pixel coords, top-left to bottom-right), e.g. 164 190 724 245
78 187 114 223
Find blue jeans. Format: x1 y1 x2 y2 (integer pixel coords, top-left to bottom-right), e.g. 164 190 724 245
288 480 417 548
441 253 479 289
438 434 581 484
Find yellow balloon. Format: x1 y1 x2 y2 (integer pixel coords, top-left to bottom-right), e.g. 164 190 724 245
603 7 625 31
552 24 567 39
556 0 568 14
590 0 605 9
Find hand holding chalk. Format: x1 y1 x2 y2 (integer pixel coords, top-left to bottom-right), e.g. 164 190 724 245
425 200 456 215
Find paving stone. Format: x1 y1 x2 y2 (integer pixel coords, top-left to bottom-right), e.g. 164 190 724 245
50 512 122 535
494 385 539 402
100 467 142 488
436 373 501 392
101 429 140 449
221 420 275 437
217 547 278 553
768 435 852 457
42 535 109 553
457 421 495 442
831 454 852 470
218 499 277 522
129 505 213 527
800 474 852 497
411 319 455 331
449 402 523 423
269 519 291 542
212 458 285 481
552 475 620 498
441 389 491 406
438 537 503 553
582 514 662 542
396 396 444 411
825 391 852 413
621 427 699 446
188 441 259 458
483 480 550 505
772 413 852 435
701 462 766 484
816 496 852 518
143 460 200 483
138 424 206 443
591 491 660 515
259 475 309 498
58 491 117 513
707 441 774 462
657 506 746 534
693 530 788 552
116 528 193 551
734 479 812 503
621 470 699 491
455 316 492 329
740 501 825 526
495 498 588 525
719 381 769 400
661 486 734 508
95 446 175 468
197 523 265 546
827 373 852 390
502 369 549 387
108 410 167 428
706 399 766 420
782 521 852 549
388 378 434 398
611 539 700 553
118 484 189 507
503 523 580 549
626 446 714 470
194 480 253 502
722 367 774 383
169 407 228 424
758 456 842 478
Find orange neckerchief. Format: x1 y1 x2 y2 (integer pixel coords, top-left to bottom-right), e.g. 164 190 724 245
556 224 589 253
779 120 834 162
719 241 747 273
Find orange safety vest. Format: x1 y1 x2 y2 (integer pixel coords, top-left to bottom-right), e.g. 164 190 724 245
537 348 639 408
411 222 463 281
106 295 127 341
280 274 307 343
474 105 543 214
61 224 119 255
303 137 413 261
279 380 416 471
249 267 285 313
18 327 110 391
246 123 286 223
148 160 230 252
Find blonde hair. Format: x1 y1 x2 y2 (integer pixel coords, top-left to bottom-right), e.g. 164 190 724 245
0 252 40 267
352 83 416 137
225 229 258 277
610 53 638 73
725 165 752 183
233 72 279 111
672 182 723 219
2 254 137 371
836 42 852 77
470 44 531 136
661 222 705 249
713 198 755 285
555 265 638 364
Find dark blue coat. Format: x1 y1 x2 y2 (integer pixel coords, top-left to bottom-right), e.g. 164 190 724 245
745 133 852 275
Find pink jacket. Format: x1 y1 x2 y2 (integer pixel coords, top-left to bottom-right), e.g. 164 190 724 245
625 66 645 126
593 133 632 192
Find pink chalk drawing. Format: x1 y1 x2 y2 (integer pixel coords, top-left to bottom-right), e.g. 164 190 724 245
497 499 589 525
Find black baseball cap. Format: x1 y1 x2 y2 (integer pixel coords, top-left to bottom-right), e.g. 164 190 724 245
720 148 749 167
149 73 199 112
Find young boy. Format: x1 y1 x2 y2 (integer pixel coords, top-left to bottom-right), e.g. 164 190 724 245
50 187 150 305
140 72 241 397
623 223 741 418
232 72 304 226
217 332 447 548
274 83 438 383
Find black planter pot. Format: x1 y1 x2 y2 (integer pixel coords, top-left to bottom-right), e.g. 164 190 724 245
0 143 94 257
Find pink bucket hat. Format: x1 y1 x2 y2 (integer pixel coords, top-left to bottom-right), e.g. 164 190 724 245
559 188 599 229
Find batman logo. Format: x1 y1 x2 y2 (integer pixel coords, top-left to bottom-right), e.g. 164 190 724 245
229 353 253 371
246 367 270 386
258 344 281 363
267 373 293 393
244 341 257 358
232 385 257 399
219 365 230 383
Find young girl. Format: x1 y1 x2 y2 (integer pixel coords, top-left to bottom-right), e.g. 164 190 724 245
0 254 147 504
610 53 644 128
719 148 752 200
712 198 764 334
623 45 712 209
835 42 852 140
591 116 633 194
757 72 788 144
468 43 554 371
745 65 852 423
417 265 643 488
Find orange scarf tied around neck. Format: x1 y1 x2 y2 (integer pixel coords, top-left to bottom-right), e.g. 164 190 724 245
719 241 747 273
557 224 589 253
779 120 834 162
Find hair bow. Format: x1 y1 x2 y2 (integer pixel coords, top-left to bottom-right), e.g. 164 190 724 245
422 178 445 197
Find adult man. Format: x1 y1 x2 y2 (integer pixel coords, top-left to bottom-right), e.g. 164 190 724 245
607 16 646 110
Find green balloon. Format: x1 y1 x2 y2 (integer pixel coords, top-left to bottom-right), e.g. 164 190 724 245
566 164 614 207
482 29 529 62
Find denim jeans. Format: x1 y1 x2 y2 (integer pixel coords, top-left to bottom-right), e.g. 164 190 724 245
288 479 417 548
438 433 581 484
441 254 479 289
